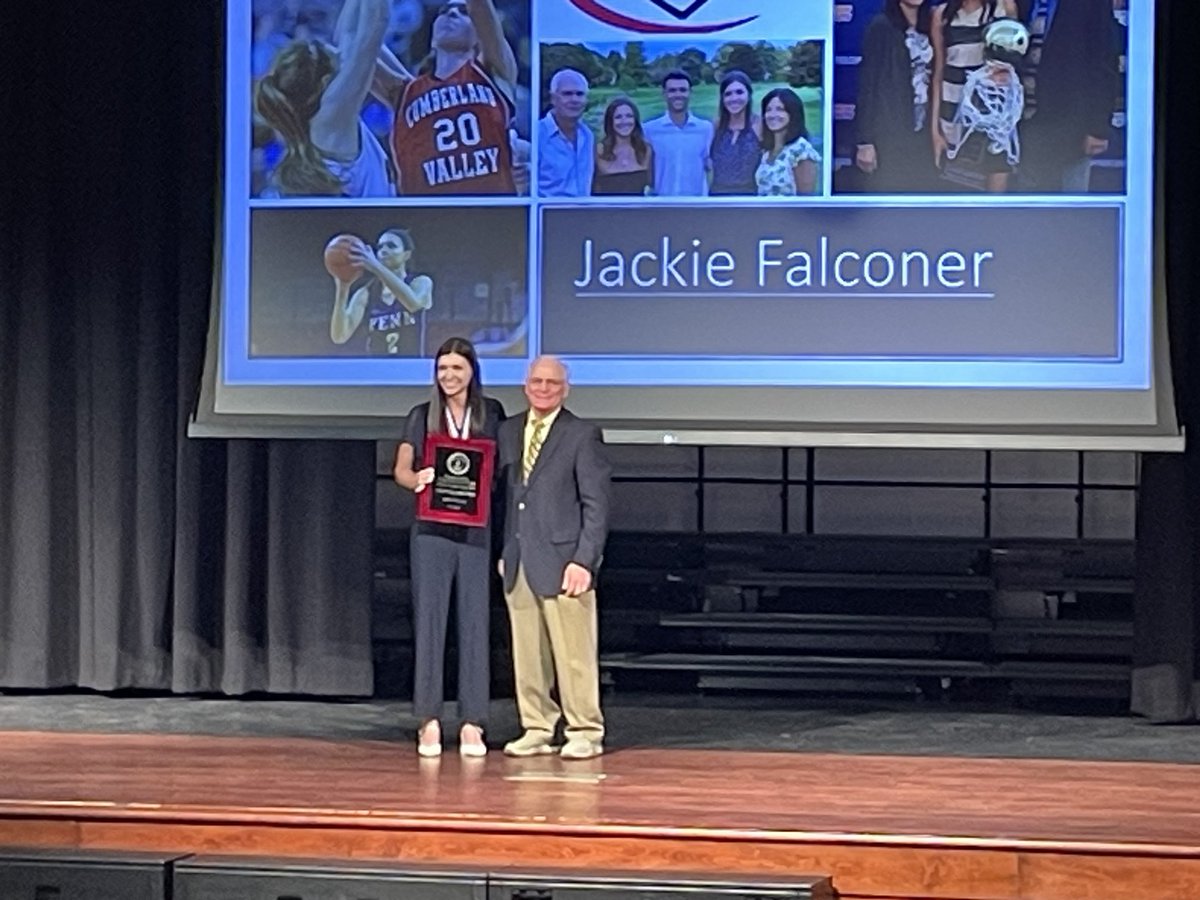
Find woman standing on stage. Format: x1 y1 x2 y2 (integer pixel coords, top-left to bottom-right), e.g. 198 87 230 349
394 337 505 757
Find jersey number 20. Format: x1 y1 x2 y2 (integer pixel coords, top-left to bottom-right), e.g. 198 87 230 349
434 113 483 153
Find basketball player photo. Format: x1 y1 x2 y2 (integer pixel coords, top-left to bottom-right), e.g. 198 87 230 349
250 0 532 198
248 206 529 359
325 229 432 355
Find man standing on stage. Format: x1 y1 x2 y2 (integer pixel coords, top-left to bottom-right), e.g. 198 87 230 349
499 356 611 760
643 70 713 197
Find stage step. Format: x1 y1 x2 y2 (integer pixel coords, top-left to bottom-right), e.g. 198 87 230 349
994 659 1131 681
999 577 1135 594
602 652 1130 685
993 618 1133 638
603 652 992 679
707 571 993 592
659 612 994 635
601 567 705 586
659 612 1131 640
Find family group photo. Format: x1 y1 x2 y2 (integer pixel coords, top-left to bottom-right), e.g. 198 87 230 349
538 39 826 198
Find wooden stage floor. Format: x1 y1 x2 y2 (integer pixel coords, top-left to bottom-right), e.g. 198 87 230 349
1 730 1199 900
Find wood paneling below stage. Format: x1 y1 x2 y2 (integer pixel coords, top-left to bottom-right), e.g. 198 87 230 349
1 731 1198 900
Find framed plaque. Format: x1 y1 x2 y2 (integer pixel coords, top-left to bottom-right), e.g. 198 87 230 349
416 434 495 527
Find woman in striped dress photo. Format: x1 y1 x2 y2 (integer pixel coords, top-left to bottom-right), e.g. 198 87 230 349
930 0 1019 192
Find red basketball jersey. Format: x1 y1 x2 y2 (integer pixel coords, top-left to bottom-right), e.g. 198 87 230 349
392 61 516 195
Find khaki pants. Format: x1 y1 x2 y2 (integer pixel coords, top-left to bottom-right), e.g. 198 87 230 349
505 565 604 742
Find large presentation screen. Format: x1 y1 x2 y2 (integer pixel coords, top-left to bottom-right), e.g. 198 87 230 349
208 0 1172 445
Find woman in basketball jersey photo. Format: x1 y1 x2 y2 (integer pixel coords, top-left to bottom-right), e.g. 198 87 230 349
329 228 433 356
371 0 522 195
254 0 395 197
393 337 506 757
930 0 1020 192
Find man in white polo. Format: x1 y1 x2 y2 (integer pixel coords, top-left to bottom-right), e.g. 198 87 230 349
538 68 595 197
643 70 713 197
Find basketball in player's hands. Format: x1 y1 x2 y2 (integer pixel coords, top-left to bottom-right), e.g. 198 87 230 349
324 233 366 282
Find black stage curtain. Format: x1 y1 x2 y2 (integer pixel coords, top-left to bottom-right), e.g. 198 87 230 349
1131 2 1200 722
0 4 375 695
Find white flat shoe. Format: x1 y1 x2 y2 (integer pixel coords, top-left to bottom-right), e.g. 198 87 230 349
417 721 442 758
459 724 487 758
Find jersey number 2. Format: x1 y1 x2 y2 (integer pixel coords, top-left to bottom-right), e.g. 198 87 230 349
434 113 483 153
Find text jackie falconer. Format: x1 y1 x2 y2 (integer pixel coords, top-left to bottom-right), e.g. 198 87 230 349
573 236 997 296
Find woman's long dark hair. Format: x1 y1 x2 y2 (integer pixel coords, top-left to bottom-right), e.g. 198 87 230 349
598 97 650 165
884 0 933 33
711 70 754 154
759 88 809 151
427 337 486 434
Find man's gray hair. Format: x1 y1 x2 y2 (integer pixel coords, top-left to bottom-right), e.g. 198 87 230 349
528 355 571 383
550 68 588 93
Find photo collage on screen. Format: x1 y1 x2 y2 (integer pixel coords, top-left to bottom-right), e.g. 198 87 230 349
832 0 1130 196
242 0 838 368
536 15 826 199
237 0 1136 383
247 0 534 361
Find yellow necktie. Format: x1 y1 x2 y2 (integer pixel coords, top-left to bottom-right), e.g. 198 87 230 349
524 419 546 483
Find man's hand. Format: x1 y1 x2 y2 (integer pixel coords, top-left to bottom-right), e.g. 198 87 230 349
561 562 592 597
1083 135 1109 156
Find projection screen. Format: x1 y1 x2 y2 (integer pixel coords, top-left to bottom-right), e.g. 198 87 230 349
193 0 1181 449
